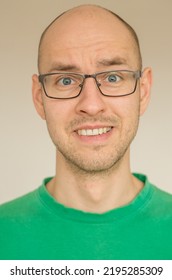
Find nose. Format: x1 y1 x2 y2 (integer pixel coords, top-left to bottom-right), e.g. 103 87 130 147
75 76 106 116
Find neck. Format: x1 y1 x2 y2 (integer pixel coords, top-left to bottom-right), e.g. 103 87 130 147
47 150 143 213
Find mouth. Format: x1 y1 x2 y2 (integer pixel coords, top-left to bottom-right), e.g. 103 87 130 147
76 127 113 136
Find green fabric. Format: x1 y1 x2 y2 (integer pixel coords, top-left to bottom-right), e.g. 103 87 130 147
0 174 172 260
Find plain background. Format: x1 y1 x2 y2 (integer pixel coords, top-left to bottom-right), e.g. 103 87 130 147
0 0 172 204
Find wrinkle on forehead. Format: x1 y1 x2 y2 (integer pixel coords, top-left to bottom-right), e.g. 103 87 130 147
38 5 141 72
41 39 137 74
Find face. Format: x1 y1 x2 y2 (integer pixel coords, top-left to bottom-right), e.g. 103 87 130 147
32 7 152 173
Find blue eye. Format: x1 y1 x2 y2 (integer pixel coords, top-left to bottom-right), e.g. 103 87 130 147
107 74 120 83
61 77 73 85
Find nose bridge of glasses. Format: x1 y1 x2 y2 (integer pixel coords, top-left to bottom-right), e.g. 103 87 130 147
83 74 100 86
79 74 102 96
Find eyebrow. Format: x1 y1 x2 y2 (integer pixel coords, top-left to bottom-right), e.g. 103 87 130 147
49 63 80 72
48 57 128 73
96 57 128 67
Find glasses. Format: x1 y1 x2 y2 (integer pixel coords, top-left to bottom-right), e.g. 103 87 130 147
38 70 141 99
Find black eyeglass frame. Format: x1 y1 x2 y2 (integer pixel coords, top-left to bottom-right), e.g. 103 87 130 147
38 70 142 100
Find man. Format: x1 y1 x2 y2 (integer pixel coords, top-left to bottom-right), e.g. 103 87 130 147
0 4 172 260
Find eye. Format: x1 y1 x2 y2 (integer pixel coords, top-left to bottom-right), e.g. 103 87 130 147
107 74 121 83
59 77 74 86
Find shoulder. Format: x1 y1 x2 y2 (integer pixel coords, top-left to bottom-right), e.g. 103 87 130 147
146 180 172 220
0 177 52 219
150 178 172 203
135 173 172 217
151 184 172 210
135 173 172 202
0 189 39 219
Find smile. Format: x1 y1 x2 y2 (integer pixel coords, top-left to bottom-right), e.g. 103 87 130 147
77 127 112 136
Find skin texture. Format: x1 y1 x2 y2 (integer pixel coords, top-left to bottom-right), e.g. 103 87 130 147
38 6 142 71
32 5 152 213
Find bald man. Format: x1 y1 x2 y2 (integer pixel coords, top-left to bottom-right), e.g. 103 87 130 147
0 5 172 260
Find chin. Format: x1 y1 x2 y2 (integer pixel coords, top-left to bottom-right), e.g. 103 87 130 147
64 151 125 175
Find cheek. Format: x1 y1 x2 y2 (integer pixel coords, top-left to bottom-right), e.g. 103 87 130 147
110 96 141 139
43 101 73 138
44 100 71 121
110 94 140 119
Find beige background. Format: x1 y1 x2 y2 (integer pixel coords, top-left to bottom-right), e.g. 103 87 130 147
0 0 172 204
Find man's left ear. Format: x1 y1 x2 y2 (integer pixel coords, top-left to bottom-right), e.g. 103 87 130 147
139 67 153 116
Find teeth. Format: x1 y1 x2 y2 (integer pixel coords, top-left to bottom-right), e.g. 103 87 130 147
77 127 112 136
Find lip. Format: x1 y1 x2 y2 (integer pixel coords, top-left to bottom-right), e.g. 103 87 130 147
73 125 114 143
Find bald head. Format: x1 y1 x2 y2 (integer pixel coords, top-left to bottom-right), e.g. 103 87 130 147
38 4 142 73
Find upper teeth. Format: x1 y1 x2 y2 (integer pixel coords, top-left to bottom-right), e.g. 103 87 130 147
77 127 112 136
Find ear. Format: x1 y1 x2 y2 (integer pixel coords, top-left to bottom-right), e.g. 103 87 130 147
32 74 46 120
139 67 153 116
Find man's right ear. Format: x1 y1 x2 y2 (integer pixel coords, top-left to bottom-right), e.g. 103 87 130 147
32 74 46 120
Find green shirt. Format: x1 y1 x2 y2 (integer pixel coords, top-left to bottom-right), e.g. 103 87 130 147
0 174 172 260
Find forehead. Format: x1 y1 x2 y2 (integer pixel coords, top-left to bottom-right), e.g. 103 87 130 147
39 7 138 72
